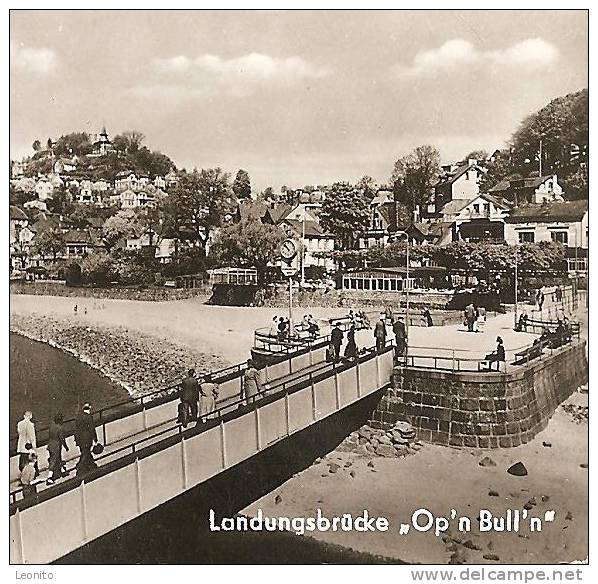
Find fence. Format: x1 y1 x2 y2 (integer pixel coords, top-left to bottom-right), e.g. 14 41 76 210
10 338 331 487
400 331 580 375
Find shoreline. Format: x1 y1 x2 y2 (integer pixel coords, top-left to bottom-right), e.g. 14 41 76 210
10 313 231 398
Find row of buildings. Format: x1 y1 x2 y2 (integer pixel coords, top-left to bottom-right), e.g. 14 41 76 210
9 151 588 279
362 159 588 273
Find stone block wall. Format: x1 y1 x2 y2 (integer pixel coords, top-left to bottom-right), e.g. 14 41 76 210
370 340 587 448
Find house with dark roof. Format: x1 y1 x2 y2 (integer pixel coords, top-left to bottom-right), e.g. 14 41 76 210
438 192 511 243
406 221 454 246
358 189 402 249
489 174 564 205
432 159 485 216
504 200 588 272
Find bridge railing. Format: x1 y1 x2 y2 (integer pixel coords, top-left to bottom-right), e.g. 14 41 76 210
9 341 394 508
401 334 580 374
9 339 331 489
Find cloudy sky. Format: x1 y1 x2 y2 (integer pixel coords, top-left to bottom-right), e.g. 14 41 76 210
10 10 587 191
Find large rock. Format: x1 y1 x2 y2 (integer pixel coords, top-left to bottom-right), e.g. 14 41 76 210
376 444 397 458
507 462 528 477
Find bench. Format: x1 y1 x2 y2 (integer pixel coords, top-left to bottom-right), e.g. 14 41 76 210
514 343 543 364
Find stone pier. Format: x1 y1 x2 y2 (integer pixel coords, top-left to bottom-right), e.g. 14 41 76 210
370 340 588 448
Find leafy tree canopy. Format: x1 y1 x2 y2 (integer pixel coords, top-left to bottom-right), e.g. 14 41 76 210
210 217 285 282
391 145 441 211
319 182 370 251
232 169 252 200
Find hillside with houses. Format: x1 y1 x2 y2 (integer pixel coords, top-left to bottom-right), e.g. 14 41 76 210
9 89 588 291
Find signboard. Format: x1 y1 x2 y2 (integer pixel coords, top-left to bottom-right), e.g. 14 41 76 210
281 265 298 277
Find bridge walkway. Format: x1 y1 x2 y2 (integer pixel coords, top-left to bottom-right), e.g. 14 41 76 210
9 356 338 499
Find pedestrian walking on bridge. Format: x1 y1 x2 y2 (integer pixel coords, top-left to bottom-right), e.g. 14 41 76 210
47 412 68 485
74 403 99 475
179 369 200 427
330 323 343 362
17 410 37 472
242 359 262 405
393 317 407 357
200 374 219 419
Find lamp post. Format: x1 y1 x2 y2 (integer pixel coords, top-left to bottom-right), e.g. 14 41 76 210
394 230 410 362
514 244 519 328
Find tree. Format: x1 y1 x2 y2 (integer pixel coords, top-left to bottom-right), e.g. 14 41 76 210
478 149 518 193
165 168 235 255
32 139 41 152
210 218 285 283
81 253 116 286
113 131 145 155
559 165 588 200
232 169 252 200
391 145 441 211
464 149 489 162
132 146 174 177
13 177 36 194
31 229 65 262
319 182 370 250
53 132 93 157
356 175 376 201
510 89 588 177
259 186 275 202
102 209 138 251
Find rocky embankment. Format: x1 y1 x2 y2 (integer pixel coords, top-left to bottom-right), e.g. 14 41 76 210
10 313 230 397
337 421 422 458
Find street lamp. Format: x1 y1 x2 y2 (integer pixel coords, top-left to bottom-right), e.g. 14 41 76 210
393 230 410 360
514 244 519 328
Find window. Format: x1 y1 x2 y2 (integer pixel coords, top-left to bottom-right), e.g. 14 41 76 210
473 204 480 214
518 231 535 243
483 203 490 214
551 231 569 245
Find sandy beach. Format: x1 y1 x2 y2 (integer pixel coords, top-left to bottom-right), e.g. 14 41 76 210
243 387 588 564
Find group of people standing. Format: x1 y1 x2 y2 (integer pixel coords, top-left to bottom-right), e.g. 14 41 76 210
177 369 220 427
374 313 407 357
464 303 486 333
269 316 293 341
16 402 103 497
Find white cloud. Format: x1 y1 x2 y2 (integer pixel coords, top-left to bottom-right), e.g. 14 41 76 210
140 52 329 101
10 41 58 75
395 38 559 78
156 52 329 81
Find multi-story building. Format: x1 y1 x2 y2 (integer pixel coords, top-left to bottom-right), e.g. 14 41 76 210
489 174 564 205
504 200 588 272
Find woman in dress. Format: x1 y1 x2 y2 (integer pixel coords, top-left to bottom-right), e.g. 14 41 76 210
344 325 358 361
46 412 68 485
242 359 262 405
199 374 219 420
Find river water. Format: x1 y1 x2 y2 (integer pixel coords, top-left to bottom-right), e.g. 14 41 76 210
9 332 130 440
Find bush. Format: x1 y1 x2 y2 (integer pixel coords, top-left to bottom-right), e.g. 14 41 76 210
81 254 116 286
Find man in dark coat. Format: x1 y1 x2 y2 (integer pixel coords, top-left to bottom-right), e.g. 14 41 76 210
393 317 407 357
74 403 98 474
330 324 343 362
179 369 200 426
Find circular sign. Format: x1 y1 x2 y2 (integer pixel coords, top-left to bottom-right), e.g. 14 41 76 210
280 238 298 260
